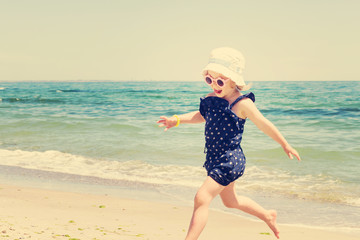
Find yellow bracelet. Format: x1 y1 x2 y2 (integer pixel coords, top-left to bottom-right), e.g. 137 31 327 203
173 115 180 127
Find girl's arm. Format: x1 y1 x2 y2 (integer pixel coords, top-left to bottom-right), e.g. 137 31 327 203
157 111 204 131
236 99 301 161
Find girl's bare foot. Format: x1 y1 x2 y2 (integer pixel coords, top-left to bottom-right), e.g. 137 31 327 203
265 210 280 239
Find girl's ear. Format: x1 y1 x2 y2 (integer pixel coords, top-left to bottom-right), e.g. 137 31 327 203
229 80 237 89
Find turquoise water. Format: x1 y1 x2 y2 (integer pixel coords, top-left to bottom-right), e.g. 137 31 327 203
0 81 359 231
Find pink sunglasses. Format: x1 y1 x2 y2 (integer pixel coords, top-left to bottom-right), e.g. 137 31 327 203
204 74 229 87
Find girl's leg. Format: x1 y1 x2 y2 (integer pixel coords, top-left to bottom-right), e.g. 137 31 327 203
185 176 225 240
220 182 280 239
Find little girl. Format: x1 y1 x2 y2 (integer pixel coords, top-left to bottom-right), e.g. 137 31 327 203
157 47 301 240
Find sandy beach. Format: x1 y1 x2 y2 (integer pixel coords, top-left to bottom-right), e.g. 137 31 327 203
0 184 357 240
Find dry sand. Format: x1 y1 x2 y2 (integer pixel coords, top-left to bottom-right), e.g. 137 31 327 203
0 184 358 240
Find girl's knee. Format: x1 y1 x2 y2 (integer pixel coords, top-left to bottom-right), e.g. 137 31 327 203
194 190 211 207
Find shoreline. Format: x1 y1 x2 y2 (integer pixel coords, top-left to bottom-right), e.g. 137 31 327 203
0 183 359 240
1 164 360 237
1 163 360 230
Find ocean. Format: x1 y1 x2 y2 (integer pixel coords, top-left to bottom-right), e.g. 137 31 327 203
0 81 359 233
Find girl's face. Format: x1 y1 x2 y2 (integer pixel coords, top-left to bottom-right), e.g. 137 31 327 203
205 70 237 97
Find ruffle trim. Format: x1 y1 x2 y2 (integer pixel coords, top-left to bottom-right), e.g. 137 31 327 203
199 92 255 115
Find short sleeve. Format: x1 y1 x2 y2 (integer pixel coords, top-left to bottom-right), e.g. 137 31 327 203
244 92 255 102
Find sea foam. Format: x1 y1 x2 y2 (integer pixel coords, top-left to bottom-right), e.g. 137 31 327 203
1 148 358 207
0 149 204 188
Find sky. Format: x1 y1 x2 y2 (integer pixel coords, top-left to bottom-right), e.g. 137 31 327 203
0 0 359 82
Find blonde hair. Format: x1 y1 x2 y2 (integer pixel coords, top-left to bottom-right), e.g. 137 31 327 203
237 82 253 91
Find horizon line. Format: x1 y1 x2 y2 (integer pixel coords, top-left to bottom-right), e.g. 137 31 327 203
0 79 359 83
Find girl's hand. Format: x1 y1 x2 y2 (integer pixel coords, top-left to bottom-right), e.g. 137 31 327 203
157 116 177 132
283 144 301 161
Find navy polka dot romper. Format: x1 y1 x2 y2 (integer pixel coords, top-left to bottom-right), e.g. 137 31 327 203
199 92 255 186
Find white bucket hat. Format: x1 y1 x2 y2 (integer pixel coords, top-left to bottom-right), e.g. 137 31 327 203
202 47 246 86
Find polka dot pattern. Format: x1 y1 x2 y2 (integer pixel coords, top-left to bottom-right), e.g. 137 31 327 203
199 92 255 186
